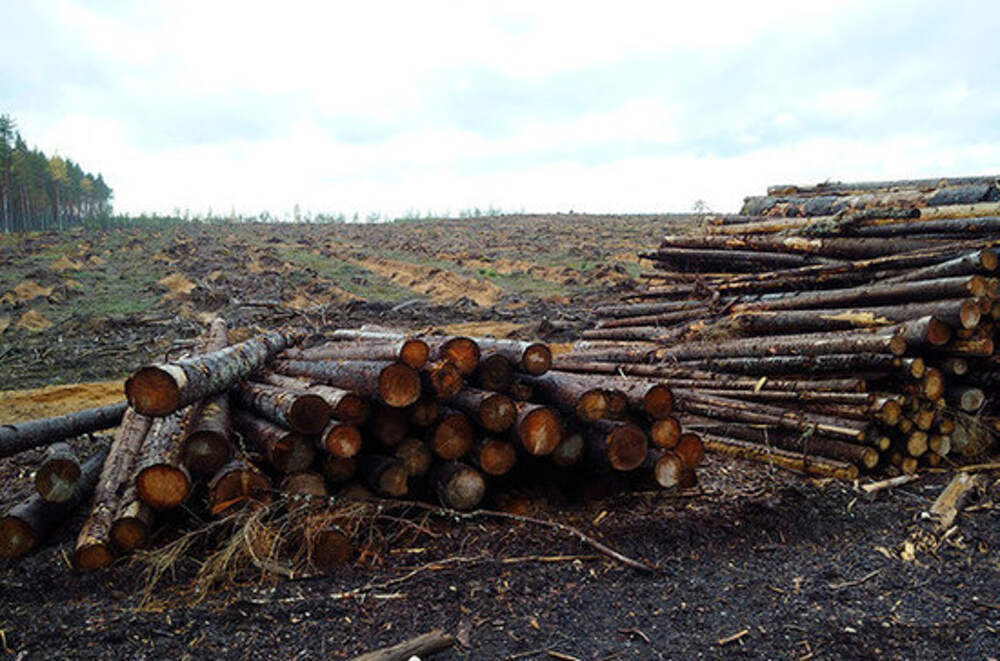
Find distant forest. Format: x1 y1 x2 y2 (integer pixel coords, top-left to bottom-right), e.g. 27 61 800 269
0 114 113 233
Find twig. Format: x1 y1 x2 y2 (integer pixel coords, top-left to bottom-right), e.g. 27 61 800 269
547 652 582 661
861 474 921 493
827 568 881 590
717 629 749 646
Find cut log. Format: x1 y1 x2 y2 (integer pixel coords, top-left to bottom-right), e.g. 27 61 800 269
109 490 153 553
468 437 517 476
34 442 82 503
429 409 476 460
701 434 859 481
126 328 296 416
446 388 517 433
231 410 316 473
433 461 486 510
259 372 370 426
522 372 609 422
281 338 430 369
308 520 354 570
476 353 516 392
281 471 329 499
234 381 330 435
134 405 198 511
393 438 433 478
207 457 273 516
0 401 127 458
319 420 362 458
429 336 481 377
423 360 464 399
732 299 980 333
513 402 562 456
645 449 686 488
349 629 455 661
359 455 409 497
585 420 648 471
321 455 357 485
650 417 682 449
552 430 585 467
182 393 233 475
369 405 410 448
272 359 420 408
471 337 552 375
409 397 440 428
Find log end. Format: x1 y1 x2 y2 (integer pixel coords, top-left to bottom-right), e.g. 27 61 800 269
126 366 182 417
400 339 430 370
0 517 35 559
209 463 273 516
477 439 517 476
323 423 362 458
522 343 553 376
480 393 517 433
441 337 481 377
643 384 674 419
379 363 421 408
110 517 150 552
959 300 982 330
409 397 440 428
395 438 433 477
182 431 233 475
289 394 332 435
431 413 476 460
552 431 585 468
674 433 704 469
334 393 371 427
73 542 115 571
34 459 81 503
137 464 192 511
651 417 681 449
518 407 562 456
321 456 357 484
427 362 464 399
575 389 609 422
654 452 685 488
436 463 485 511
271 433 317 473
607 423 648 471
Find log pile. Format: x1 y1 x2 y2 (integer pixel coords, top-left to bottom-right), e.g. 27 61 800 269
1 321 698 569
577 174 1000 480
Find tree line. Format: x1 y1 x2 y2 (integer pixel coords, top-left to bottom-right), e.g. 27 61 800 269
0 114 113 233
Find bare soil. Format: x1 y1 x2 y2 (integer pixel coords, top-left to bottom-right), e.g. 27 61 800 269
1 216 998 659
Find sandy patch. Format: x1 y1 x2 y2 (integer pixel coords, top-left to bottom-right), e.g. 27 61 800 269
15 309 54 331
1 280 55 304
437 321 528 338
354 256 504 306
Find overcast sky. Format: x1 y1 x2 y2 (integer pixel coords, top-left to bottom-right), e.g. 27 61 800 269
2 1 999 219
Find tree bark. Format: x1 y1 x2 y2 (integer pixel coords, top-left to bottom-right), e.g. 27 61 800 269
282 338 430 369
234 380 331 435
207 457 273 516
272 359 420 408
231 410 315 473
0 401 127 458
446 388 517 433
259 372 370 426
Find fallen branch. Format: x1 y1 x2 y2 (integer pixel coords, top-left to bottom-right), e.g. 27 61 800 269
349 629 455 661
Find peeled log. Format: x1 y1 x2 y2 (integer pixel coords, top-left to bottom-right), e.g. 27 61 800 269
73 407 153 568
0 401 127 459
446 388 517 433
231 410 316 473
207 457 273 516
234 381 330 435
433 461 486 510
34 442 81 503
272 359 421 408
259 373 370 426
0 447 108 559
126 328 296 417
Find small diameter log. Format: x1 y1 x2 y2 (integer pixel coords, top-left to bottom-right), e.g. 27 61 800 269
319 420 362 458
552 430 585 468
393 438 433 478
423 360 464 399
282 338 430 369
260 373 370 426
74 408 154 568
109 485 152 553
0 401 127 458
947 386 986 412
307 519 354 570
468 437 518 476
127 328 295 416
182 394 233 475
880 249 999 283
702 434 859 481
235 381 330 435
34 442 81 503
281 471 329 499
585 420 648 471
433 461 486 510
651 417 682 449
674 433 704 469
370 405 410 448
0 446 109 559
207 457 273 516
359 455 409 497
476 353 516 393
135 406 198 511
653 326 908 362
231 410 316 473
446 388 517 433
321 456 357 485
471 337 552 375
645 449 686 488
430 409 476 460
429 336 481 377
677 352 898 376
523 372 609 422
514 402 563 456
273 360 420 408
733 299 980 333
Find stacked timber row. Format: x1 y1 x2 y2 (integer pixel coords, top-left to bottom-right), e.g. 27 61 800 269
1 321 697 568
578 174 1000 479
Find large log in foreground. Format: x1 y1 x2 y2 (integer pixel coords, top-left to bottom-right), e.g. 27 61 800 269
0 401 127 458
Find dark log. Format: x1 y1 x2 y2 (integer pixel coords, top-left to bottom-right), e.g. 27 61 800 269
127 328 296 416
429 409 476 460
321 456 357 485
701 434 859 481
446 388 517 433
881 249 997 284
551 431 585 468
231 410 316 473
657 233 947 260
272 359 420 408
182 394 233 475
643 246 843 268
766 174 1000 195
594 307 707 329
432 461 486 511
281 471 329 499
853 216 1000 237
0 401 127 458
468 437 518 476
947 386 986 413
259 372 370 426
235 381 330 435
674 352 898 375
594 298 709 319
307 518 354 570
348 629 455 661
470 337 552 375
207 457 273 516
281 338 430 369
476 353 516 392
359 455 409 497
34 442 81 503
393 438 433 478
409 397 440 428
513 402 562 456
521 372 609 422
732 299 980 333
369 405 410 448
584 420 648 471
0 447 108 559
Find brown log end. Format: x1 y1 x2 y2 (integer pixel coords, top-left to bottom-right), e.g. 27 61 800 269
517 407 562 456
441 337 481 377
877 400 902 427
674 433 705 469
34 459 80 503
370 458 410 497
310 528 354 569
476 439 517 476
604 390 629 420
322 423 362 458
576 389 609 422
379 363 421 408
110 517 149 552
182 431 232 475
136 464 192 510
981 248 999 271
478 354 515 392
126 366 181 417
321 456 357 484
431 413 476 460
654 452 685 488
281 472 329 498
208 463 272 516
427 362 464 399
522 343 553 376
959 300 982 330
400 339 431 370
395 438 433 477
926 318 953 347
73 543 115 571
643 384 674 419
480 393 517 433
0 517 35 559
650 417 682 449
606 423 648 471
334 393 370 427
288 394 332 435
270 432 317 473
410 397 440 428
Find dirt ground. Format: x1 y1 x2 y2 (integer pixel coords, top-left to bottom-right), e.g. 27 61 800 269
1 216 999 659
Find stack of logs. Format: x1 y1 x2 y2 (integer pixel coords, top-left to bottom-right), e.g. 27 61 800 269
574 174 1000 480
0 321 701 568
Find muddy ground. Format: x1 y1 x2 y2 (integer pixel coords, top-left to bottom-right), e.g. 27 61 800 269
1 216 998 659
